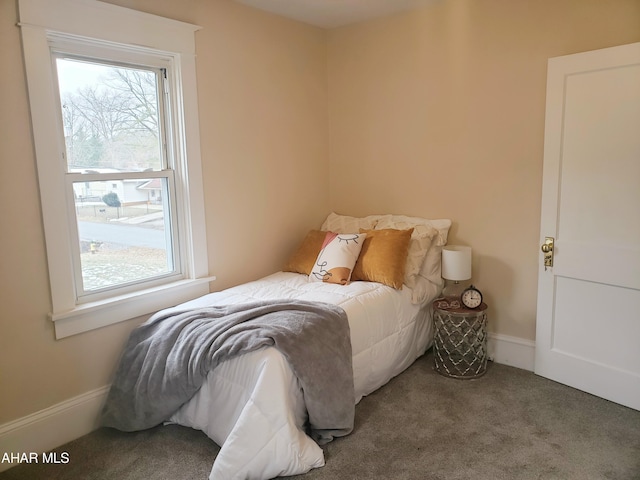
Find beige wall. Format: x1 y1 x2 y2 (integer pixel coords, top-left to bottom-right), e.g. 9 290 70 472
327 0 640 340
1 0 639 428
0 0 327 424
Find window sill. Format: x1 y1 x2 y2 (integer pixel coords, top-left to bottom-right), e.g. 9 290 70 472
51 276 216 339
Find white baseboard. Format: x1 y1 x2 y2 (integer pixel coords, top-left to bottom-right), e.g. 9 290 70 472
0 386 109 472
488 333 536 371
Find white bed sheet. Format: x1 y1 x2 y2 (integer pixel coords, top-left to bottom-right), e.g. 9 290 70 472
169 272 437 480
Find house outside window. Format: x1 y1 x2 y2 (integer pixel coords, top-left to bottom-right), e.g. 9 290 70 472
19 0 212 338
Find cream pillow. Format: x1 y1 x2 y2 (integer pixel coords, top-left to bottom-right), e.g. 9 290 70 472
375 214 451 247
321 212 380 234
351 228 413 289
309 232 367 285
420 244 445 285
411 244 446 303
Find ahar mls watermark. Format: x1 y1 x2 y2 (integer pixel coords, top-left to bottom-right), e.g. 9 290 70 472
1 452 70 465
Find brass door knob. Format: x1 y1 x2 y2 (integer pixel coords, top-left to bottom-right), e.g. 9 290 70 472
541 237 554 268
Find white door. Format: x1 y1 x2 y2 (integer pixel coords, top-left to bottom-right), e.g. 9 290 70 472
535 42 640 411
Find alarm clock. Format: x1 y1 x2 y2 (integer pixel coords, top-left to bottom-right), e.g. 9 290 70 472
461 285 483 309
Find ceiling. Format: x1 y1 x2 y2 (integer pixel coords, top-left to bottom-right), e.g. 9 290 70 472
234 0 442 29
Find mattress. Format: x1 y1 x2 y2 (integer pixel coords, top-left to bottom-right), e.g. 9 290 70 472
169 271 436 479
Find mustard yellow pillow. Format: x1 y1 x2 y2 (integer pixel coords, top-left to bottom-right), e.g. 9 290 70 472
351 228 414 289
283 230 327 275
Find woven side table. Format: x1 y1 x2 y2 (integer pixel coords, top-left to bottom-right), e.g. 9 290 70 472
432 299 488 379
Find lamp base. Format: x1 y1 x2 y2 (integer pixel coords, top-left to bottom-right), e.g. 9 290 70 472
441 281 466 300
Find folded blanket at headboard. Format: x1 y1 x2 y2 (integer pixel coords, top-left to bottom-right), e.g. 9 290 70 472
101 300 354 444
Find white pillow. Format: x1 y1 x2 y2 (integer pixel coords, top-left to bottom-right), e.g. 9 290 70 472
321 212 380 233
309 232 367 285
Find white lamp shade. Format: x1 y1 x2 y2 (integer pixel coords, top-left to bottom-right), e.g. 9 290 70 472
441 246 472 281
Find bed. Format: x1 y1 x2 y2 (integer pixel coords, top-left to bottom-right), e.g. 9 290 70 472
102 213 451 480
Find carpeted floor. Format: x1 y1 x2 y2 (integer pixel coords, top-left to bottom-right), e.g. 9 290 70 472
2 351 639 480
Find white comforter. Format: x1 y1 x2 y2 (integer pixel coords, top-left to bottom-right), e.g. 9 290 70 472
169 272 436 479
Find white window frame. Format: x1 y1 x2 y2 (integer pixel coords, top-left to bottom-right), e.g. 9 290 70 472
19 0 213 339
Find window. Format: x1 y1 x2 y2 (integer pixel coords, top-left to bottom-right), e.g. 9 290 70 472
20 0 212 338
56 54 181 300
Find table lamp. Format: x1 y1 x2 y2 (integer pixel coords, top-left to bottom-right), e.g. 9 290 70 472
441 245 472 299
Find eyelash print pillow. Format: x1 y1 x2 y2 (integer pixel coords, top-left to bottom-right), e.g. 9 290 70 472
309 232 367 285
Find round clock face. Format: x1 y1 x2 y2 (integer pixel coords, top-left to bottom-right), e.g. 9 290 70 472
461 286 483 309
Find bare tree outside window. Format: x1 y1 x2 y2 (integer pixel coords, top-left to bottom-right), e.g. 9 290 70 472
58 60 163 172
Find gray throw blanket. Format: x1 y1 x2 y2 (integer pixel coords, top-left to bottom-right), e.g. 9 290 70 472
101 300 354 444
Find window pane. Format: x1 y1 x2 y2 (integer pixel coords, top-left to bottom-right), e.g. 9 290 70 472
56 58 164 172
74 178 175 292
